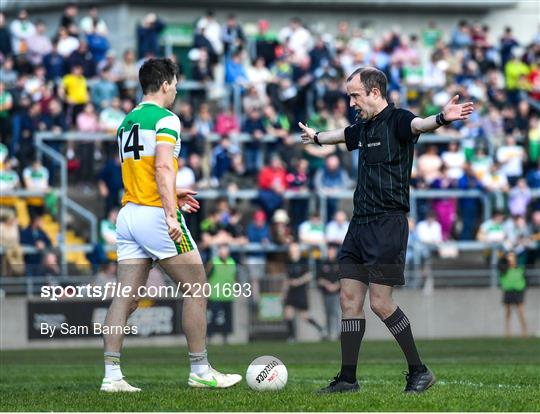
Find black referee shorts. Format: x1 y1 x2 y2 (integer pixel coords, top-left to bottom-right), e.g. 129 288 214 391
338 212 408 286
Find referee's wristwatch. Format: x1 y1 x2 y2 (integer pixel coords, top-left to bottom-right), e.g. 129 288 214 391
313 131 322 146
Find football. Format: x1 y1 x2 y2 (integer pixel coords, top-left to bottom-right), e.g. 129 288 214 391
246 356 288 391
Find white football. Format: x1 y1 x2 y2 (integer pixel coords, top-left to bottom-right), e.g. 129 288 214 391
246 356 288 391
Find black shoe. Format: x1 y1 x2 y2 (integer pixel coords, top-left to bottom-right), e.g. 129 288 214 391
317 374 360 394
403 366 436 393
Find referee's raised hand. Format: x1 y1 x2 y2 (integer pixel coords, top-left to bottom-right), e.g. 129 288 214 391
298 122 316 144
442 95 475 122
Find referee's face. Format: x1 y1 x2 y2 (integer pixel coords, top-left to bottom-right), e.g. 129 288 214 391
346 76 375 120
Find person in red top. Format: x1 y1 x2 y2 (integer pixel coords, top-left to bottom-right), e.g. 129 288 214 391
258 155 288 217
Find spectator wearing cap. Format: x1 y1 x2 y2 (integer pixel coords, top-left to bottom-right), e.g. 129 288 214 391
258 155 287 218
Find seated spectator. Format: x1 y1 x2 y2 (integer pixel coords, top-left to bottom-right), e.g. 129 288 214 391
27 20 52 66
471 147 492 183
43 41 66 82
194 102 214 137
100 207 118 246
23 159 49 217
441 141 465 180
247 210 272 245
503 215 532 257
258 155 287 218
214 105 240 137
271 209 293 245
221 154 254 191
477 210 506 243
119 49 138 98
211 136 236 181
0 208 24 276
99 97 125 133
41 249 61 283
508 178 531 217
247 56 272 99
0 158 20 193
68 40 96 78
91 68 118 109
263 104 290 140
497 135 526 186
176 157 196 190
417 212 443 246
77 102 100 132
325 210 349 245
299 212 325 246
243 84 267 113
314 154 353 220
200 209 233 248
286 157 310 229
417 145 442 184
10 9 36 55
20 214 52 276
225 49 249 87
80 5 108 36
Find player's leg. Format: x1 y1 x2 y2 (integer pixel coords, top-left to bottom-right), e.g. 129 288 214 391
504 303 512 337
369 213 434 393
284 305 296 341
298 310 324 336
159 248 242 388
319 221 369 394
516 303 528 338
101 258 151 392
369 283 435 393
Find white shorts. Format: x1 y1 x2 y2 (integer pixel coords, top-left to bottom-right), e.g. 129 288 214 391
116 202 197 261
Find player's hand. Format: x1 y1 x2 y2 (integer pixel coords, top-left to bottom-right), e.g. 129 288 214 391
166 216 182 242
442 95 474 122
298 122 317 145
177 188 200 214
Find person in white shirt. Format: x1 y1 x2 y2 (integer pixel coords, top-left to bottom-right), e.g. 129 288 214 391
278 17 313 60
325 210 350 245
175 157 196 190
416 212 443 245
196 11 223 56
299 212 325 246
80 6 108 36
497 136 526 186
9 9 36 55
441 141 465 180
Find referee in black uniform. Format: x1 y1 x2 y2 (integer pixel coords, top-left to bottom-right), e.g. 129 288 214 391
299 67 474 394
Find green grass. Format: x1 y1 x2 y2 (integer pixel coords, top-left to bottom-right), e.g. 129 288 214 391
1 338 539 411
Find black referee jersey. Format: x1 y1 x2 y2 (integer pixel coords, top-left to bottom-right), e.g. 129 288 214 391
344 103 419 224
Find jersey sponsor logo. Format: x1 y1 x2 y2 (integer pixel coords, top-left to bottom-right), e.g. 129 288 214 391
367 142 381 147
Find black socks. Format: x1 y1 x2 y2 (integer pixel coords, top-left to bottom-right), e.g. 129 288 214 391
383 307 423 371
339 318 366 383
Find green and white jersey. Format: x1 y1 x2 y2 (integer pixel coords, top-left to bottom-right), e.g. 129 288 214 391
23 166 49 190
116 101 181 207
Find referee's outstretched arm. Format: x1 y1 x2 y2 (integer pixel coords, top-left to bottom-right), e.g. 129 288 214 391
298 122 345 145
410 94 474 136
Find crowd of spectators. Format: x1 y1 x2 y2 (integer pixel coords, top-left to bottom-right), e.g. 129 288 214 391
1 4 540 280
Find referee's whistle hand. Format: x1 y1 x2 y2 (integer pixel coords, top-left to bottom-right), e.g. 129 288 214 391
298 122 315 144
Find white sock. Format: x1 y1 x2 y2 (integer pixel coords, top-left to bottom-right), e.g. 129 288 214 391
189 349 210 375
104 352 123 381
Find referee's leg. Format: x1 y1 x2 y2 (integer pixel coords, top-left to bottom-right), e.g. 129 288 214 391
370 283 436 392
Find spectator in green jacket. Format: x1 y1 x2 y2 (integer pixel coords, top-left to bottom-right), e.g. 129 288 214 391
499 250 528 337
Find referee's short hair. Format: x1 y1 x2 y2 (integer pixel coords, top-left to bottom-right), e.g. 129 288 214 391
347 66 388 97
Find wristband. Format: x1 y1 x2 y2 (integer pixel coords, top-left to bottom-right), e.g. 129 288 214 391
314 132 322 146
436 112 451 126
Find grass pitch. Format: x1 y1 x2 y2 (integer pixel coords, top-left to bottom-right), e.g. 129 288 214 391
1 338 539 412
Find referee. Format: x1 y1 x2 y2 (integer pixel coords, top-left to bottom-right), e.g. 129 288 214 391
299 66 474 394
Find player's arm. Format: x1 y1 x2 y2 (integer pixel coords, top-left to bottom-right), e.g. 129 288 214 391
155 143 182 242
298 122 345 145
411 95 474 136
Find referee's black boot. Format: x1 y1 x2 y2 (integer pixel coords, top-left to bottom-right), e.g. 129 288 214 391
403 366 436 393
317 374 360 394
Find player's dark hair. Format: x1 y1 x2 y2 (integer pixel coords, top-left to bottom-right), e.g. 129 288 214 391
139 58 178 95
347 67 388 97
